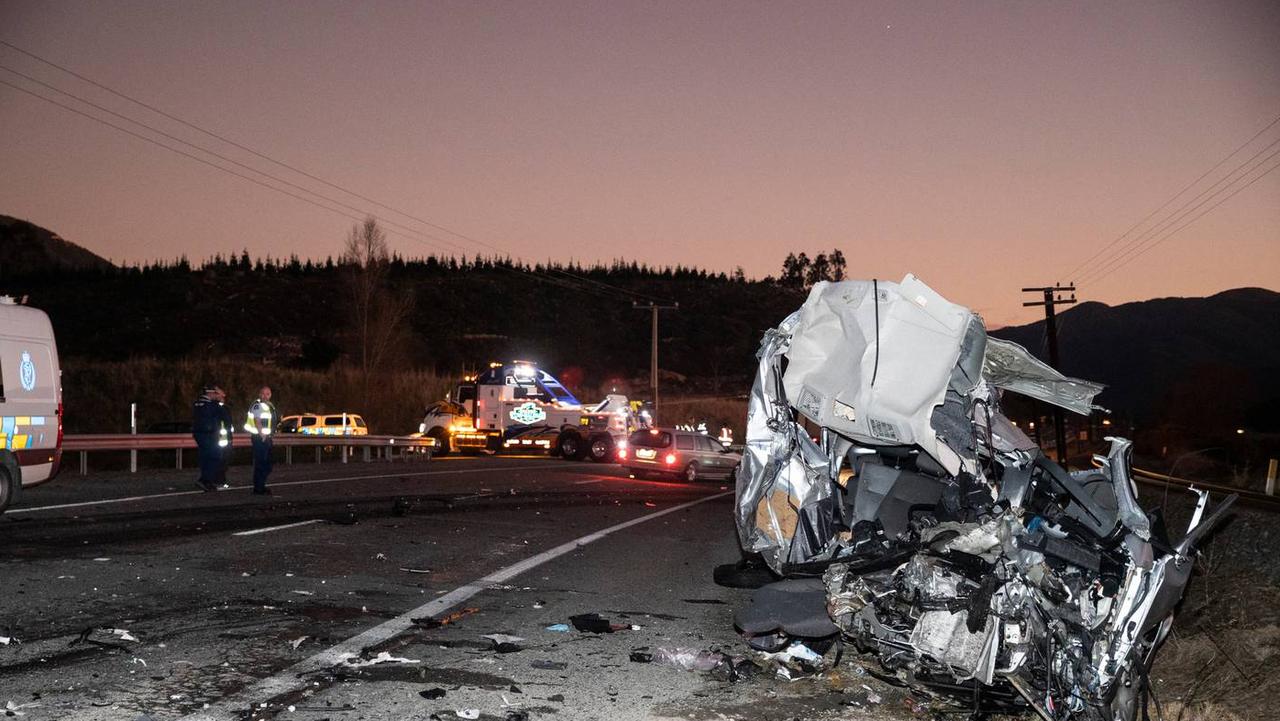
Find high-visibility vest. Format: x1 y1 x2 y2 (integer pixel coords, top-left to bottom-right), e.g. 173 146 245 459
244 400 276 435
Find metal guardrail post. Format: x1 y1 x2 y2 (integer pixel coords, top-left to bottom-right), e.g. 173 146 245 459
363 446 370 462
315 446 322 464
286 446 292 465
80 451 87 476
1267 458 1278 496
176 448 182 470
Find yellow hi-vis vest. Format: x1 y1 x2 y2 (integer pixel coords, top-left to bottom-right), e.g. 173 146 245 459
244 400 275 435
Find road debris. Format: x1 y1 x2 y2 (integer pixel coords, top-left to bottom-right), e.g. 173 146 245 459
734 275 1239 720
568 613 627 633
481 634 524 653
419 688 446 700
530 659 567 671
339 651 420 667
454 709 479 720
413 607 480 629
544 624 570 633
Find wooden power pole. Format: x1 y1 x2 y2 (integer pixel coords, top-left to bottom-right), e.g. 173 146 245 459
633 301 678 420
1022 284 1076 465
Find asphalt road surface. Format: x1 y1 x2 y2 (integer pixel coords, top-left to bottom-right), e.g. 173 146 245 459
0 456 912 721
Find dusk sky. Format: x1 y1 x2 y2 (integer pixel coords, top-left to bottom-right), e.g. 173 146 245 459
2 1 1277 326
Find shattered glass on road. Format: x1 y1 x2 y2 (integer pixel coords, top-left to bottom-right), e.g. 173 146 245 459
734 275 1236 721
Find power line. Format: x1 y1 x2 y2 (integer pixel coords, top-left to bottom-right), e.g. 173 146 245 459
0 78 633 302
1079 140 1280 286
0 39 667 303
1066 111 1280 281
1085 151 1280 286
0 77 648 302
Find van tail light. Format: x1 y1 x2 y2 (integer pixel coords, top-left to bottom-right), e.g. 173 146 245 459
665 453 677 465
617 448 627 460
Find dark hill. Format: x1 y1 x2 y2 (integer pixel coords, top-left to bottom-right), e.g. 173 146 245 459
0 215 114 277
991 288 1280 431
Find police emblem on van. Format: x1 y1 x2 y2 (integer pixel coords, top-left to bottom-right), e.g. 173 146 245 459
509 402 546 424
19 351 36 391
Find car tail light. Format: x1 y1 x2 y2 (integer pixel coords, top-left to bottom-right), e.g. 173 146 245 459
617 448 627 460
665 453 677 465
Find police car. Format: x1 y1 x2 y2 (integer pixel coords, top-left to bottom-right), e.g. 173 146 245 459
278 413 368 436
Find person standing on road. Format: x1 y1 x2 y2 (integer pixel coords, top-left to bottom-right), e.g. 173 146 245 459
192 384 232 492
244 386 277 495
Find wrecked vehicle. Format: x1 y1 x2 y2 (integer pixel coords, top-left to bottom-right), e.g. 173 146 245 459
733 275 1235 721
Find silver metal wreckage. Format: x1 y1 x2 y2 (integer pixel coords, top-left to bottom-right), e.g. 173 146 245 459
732 275 1236 721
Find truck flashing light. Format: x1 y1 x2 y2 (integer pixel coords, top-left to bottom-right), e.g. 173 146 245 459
513 364 536 380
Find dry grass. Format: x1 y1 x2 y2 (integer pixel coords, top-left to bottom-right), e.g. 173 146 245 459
62 358 455 435
657 396 749 441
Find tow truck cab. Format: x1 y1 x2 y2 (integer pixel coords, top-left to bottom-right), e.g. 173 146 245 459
420 361 640 462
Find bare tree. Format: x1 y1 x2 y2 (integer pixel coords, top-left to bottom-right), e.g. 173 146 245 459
342 217 413 401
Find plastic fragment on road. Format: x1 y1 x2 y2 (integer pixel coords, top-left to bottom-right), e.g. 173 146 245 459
544 623 570 632
399 567 432 574
650 647 729 671
289 636 307 650
568 613 627 633
530 659 567 670
338 651 421 667
290 590 314 596
482 633 524 653
110 629 139 642
455 709 479 720
0 636 13 645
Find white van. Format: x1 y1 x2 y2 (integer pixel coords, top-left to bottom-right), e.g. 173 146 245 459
0 297 63 512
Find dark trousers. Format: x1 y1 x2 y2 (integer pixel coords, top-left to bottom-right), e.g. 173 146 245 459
252 436 273 491
195 434 220 487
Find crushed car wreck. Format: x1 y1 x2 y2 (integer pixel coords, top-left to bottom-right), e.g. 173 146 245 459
733 275 1236 721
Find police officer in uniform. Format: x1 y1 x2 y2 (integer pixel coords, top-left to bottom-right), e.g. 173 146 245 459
244 386 277 495
192 384 233 492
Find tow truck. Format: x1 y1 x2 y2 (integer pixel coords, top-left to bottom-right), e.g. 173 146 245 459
419 361 645 462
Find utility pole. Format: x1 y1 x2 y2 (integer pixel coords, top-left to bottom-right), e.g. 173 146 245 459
633 301 679 421
1022 283 1076 466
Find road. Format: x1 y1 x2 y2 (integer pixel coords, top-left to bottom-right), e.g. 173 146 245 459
0 456 908 721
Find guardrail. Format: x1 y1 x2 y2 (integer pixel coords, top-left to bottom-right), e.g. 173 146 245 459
1085 457 1279 511
62 433 436 475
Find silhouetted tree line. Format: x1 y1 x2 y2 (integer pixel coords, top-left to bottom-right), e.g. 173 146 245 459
780 249 847 288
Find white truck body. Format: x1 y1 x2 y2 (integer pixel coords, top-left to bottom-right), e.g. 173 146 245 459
0 298 63 511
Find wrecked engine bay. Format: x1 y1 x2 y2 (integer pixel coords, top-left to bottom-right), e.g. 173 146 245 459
733 275 1236 721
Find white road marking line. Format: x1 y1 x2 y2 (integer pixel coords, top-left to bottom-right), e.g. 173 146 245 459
231 519 322 536
10 463 585 514
572 478 604 485
180 490 732 721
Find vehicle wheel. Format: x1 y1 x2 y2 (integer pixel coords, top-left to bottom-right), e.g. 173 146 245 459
588 435 614 463
557 432 584 460
427 427 450 457
0 460 18 514
682 462 699 483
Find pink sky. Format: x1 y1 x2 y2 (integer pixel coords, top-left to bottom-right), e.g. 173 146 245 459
2 1 1277 326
